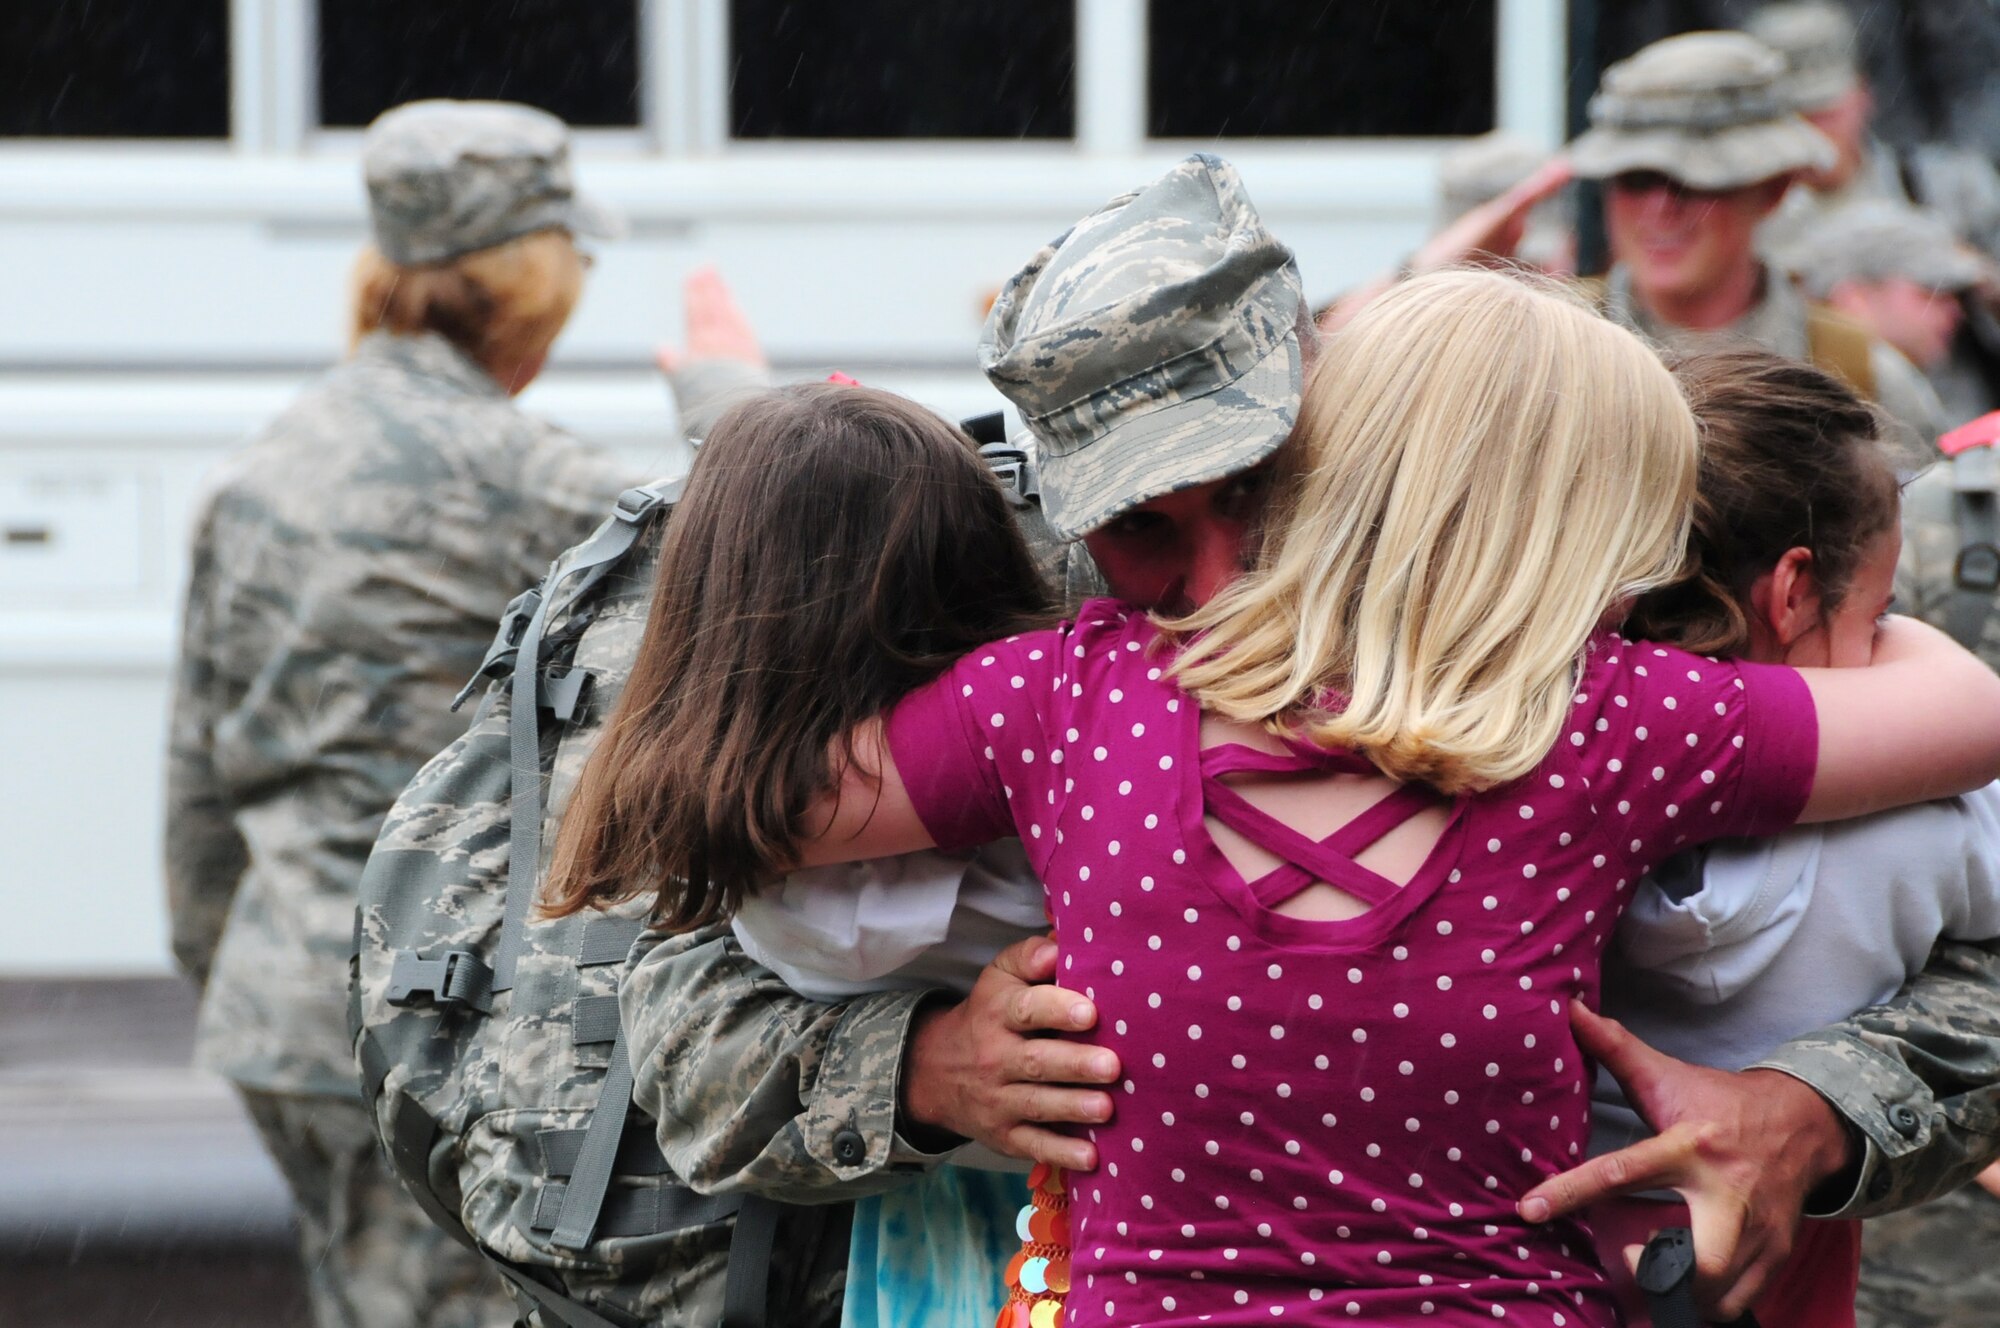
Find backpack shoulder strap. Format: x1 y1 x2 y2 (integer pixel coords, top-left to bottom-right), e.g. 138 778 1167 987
1949 448 2000 649
1804 301 1880 402
490 480 683 996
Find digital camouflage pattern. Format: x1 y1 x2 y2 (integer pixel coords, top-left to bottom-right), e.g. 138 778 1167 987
979 152 1304 540
1853 1185 2000 1328
165 328 629 1325
364 100 620 267
353 498 847 1327
168 329 632 1096
239 1089 517 1328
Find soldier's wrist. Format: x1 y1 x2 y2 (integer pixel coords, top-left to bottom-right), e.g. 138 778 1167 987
897 993 971 1152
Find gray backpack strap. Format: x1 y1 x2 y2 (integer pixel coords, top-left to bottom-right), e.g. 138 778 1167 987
550 1022 640 1250
721 1196 783 1328
491 481 682 995
1949 450 2000 649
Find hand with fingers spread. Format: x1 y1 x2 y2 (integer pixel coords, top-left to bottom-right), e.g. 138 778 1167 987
1518 1001 1854 1322
654 264 769 376
899 933 1118 1173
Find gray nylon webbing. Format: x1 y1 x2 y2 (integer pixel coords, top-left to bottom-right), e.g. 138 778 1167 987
570 995 623 1046
551 1023 639 1250
578 916 646 967
1950 478 1998 649
490 482 678 995
538 1124 671 1179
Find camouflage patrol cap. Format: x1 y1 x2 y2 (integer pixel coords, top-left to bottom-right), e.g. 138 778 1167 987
1439 130 1548 223
363 100 621 266
1746 2 1862 112
1569 32 1835 191
1790 201 1988 298
979 153 1304 541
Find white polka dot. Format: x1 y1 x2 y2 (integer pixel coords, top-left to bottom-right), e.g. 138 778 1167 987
1393 1002 1410 1018
1347 967 1363 983
1160 755 1174 770
1437 976 1453 991
1522 864 1537 879
1188 1025 1202 1039
1437 920 1454 936
1482 896 1498 910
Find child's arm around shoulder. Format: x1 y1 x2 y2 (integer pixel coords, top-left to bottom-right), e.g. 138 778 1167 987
1797 616 2000 824
794 717 940 868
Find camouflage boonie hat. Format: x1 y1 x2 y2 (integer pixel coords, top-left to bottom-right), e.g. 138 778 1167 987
1747 2 1862 112
363 99 622 266
980 153 1304 541
1438 130 1548 223
1569 32 1835 191
1790 201 1989 297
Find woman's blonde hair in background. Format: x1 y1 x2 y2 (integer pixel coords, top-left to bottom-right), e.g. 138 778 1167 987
1167 267 1699 795
348 228 585 391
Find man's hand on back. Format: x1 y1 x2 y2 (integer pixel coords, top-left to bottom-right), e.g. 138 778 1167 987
1517 1002 1854 1322
900 934 1119 1172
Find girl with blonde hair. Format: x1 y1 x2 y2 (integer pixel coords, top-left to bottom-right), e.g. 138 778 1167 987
575 268 2000 1326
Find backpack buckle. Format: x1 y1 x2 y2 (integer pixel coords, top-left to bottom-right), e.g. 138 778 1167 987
452 589 544 712
979 439 1039 508
386 949 495 1014
613 485 669 524
1958 542 2000 593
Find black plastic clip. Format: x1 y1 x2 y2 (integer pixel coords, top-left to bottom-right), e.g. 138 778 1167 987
452 588 544 712
385 949 495 1014
1957 542 2000 593
1636 1226 1760 1328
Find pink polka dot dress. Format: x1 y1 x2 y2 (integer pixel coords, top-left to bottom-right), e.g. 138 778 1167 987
887 600 1817 1327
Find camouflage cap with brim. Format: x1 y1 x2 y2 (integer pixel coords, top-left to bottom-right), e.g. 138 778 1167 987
1747 2 1862 112
1789 200 1990 297
1569 31 1835 191
981 153 1303 541
364 99 623 267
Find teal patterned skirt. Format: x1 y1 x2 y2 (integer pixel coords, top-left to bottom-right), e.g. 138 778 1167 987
842 1164 1027 1328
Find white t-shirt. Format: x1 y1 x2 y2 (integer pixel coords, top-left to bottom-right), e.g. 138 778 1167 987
1591 783 2000 1157
730 840 1048 1174
731 839 1048 1001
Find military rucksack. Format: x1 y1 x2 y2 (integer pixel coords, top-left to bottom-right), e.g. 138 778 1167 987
349 480 794 1328
1947 444 2000 651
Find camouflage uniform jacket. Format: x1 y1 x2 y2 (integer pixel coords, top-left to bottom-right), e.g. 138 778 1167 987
1601 262 1948 468
167 330 632 1097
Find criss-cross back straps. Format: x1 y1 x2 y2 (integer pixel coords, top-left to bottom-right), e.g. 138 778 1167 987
1198 743 1439 910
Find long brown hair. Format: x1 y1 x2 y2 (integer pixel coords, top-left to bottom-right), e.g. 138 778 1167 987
543 382 1053 928
1628 349 1900 656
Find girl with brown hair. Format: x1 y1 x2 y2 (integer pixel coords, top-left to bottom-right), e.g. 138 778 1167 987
1592 349 2000 1327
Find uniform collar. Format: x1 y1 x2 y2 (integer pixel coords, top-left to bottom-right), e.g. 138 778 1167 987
353 330 506 399
1606 262 1809 360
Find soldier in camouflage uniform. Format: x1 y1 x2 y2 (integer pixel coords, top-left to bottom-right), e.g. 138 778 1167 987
165 100 633 1328
1860 418 2000 1328
1568 30 1949 462
1750 2 2000 264
1789 200 1994 419
613 162 2000 1324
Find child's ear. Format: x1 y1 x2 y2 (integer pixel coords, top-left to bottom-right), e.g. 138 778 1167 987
1764 547 1825 647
